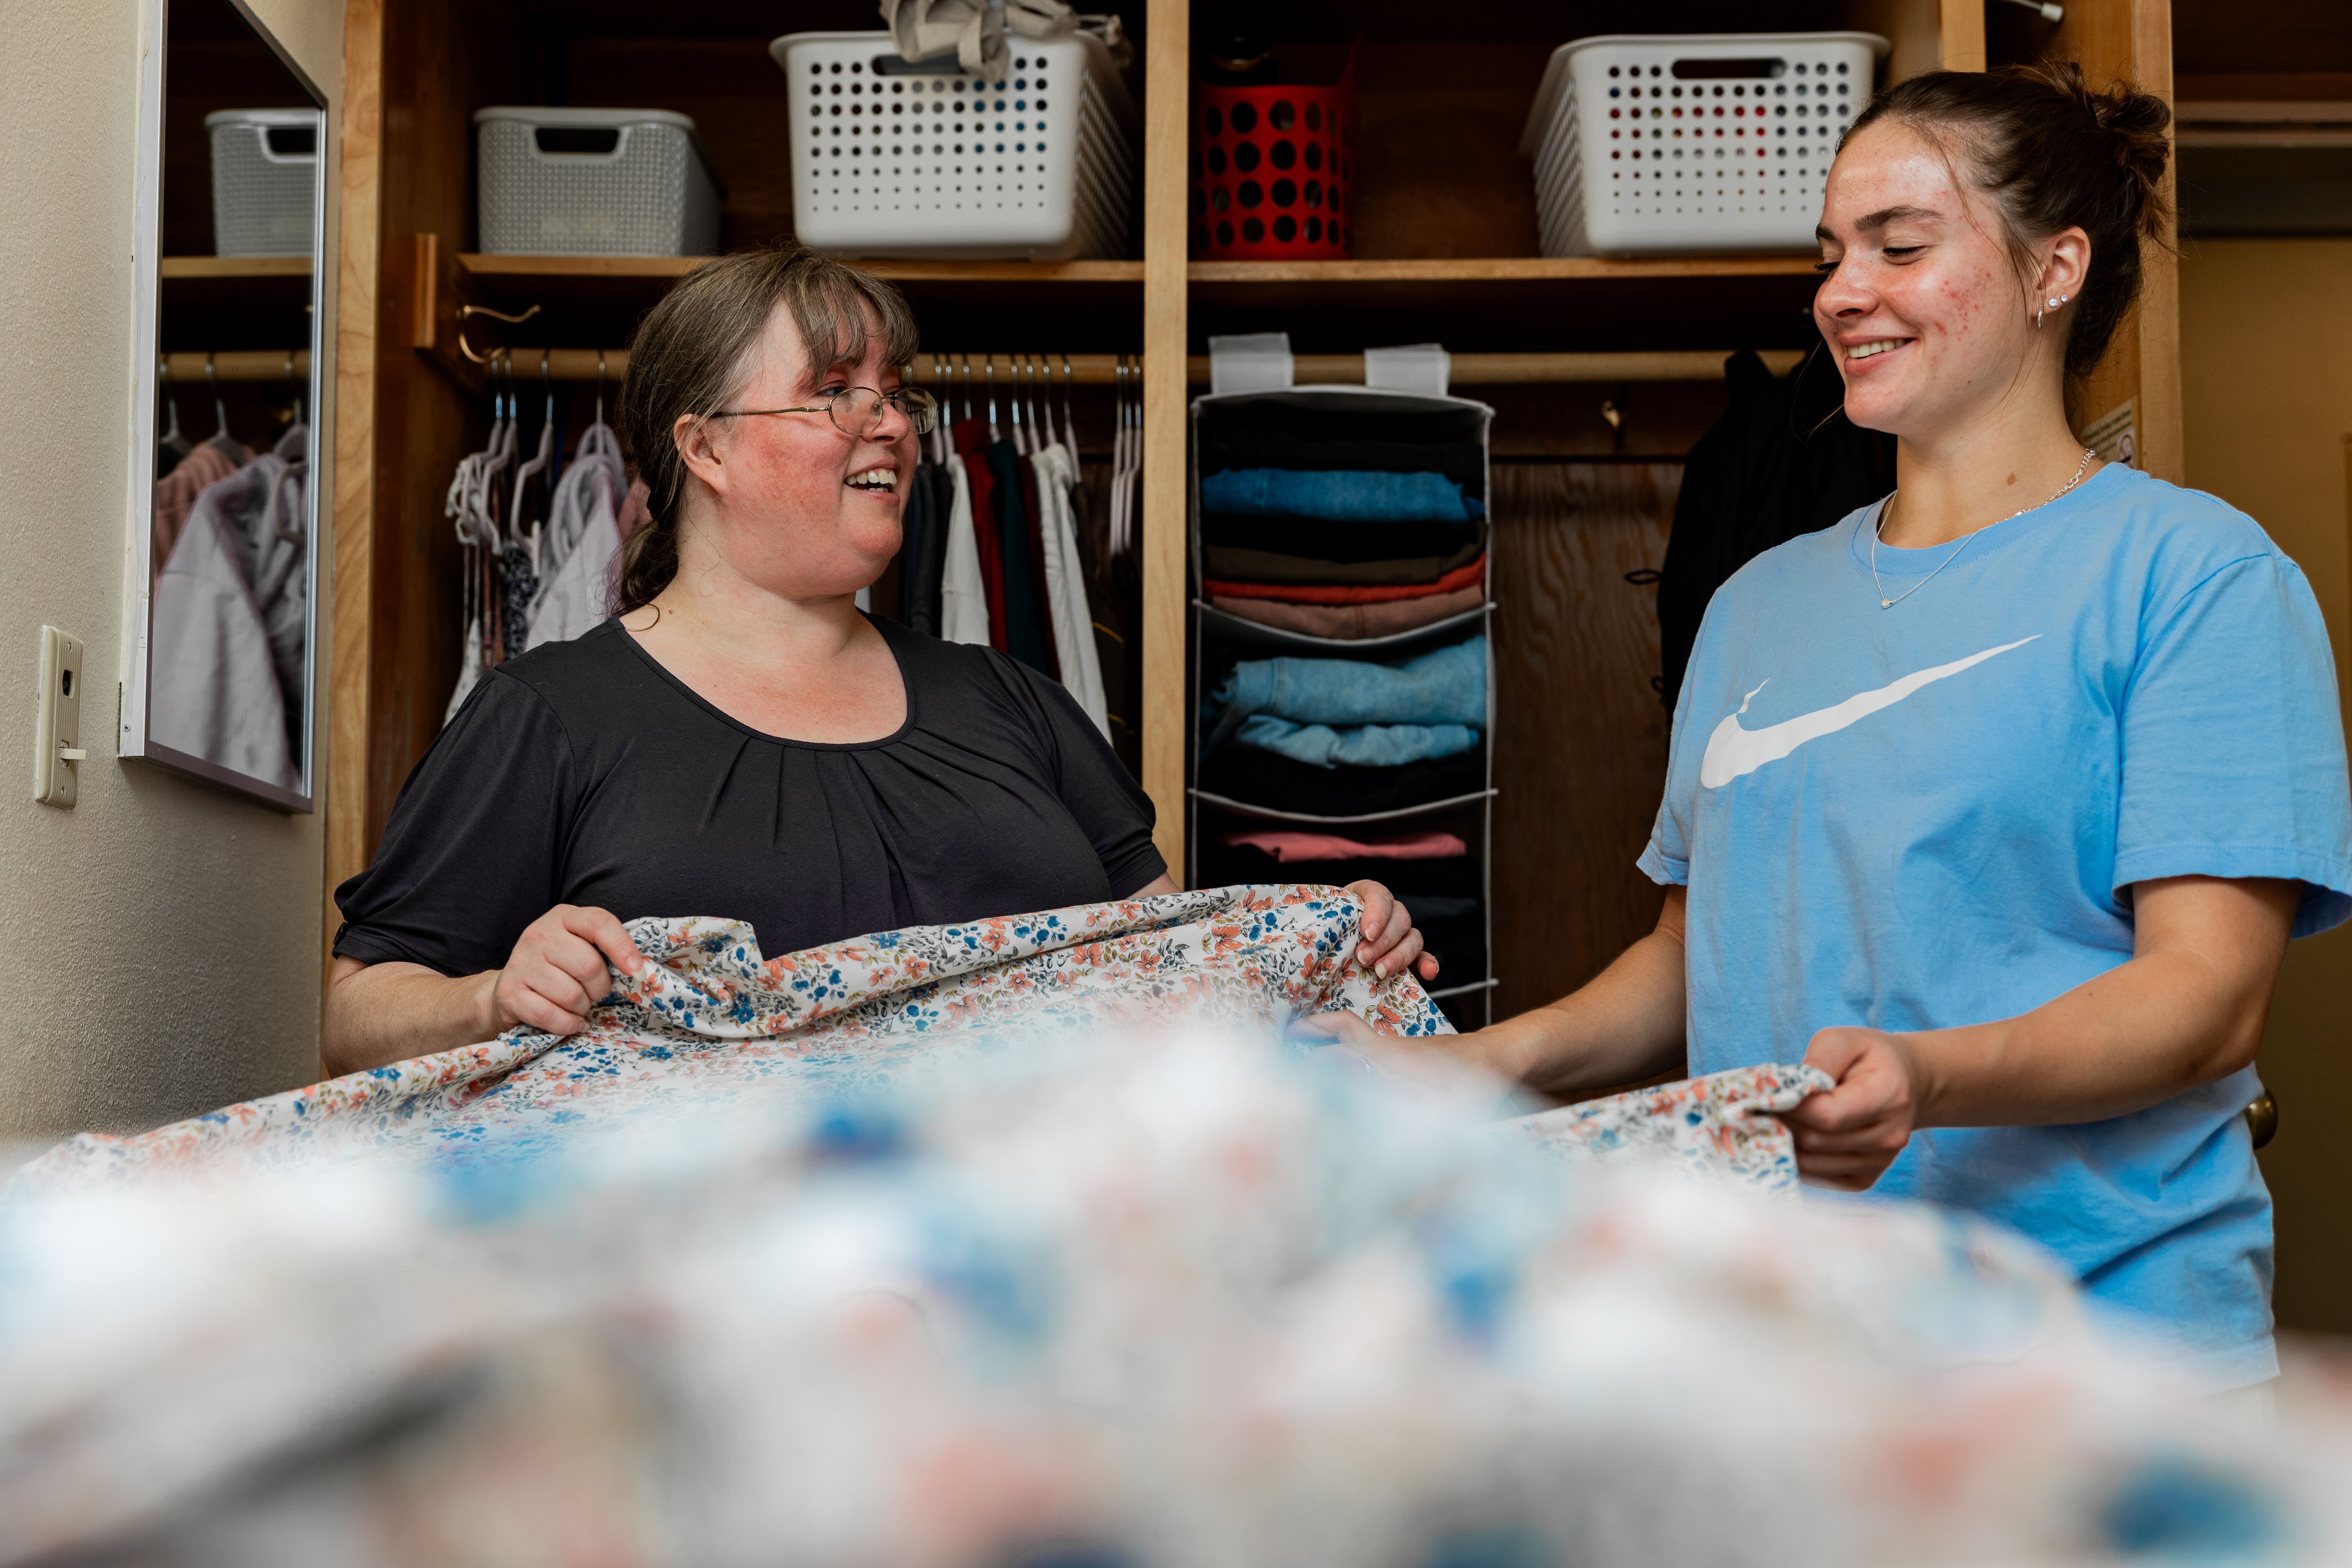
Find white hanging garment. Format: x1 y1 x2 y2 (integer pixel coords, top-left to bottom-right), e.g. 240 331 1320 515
525 424 628 650
1034 442 1109 735
150 505 295 788
444 616 484 722
534 423 620 582
938 453 991 646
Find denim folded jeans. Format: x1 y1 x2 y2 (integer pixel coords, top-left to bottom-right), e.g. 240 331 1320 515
1201 468 1484 524
1209 636 1486 730
1236 716 1482 769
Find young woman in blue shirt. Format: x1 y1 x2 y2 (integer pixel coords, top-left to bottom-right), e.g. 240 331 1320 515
1453 64 2352 1389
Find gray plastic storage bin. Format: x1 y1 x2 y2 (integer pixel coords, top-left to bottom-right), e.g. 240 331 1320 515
205 109 321 257
474 107 724 257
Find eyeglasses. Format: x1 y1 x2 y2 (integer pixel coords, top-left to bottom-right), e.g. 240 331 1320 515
708 384 939 439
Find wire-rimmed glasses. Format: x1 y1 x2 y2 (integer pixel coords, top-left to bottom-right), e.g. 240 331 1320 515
708 384 939 439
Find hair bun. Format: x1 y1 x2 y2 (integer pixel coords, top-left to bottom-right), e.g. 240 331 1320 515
2021 60 2174 239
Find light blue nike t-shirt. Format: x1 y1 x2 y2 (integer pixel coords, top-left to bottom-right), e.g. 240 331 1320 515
1643 462 2352 1389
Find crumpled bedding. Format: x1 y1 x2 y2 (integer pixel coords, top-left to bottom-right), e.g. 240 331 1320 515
1514 1062 1836 1192
16 885 1845 1201
8 1015 2343 1568
15 885 1451 1191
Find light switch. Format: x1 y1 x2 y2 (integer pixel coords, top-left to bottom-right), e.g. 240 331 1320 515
32 626 84 807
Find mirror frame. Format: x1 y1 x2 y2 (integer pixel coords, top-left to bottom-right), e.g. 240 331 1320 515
123 0 328 813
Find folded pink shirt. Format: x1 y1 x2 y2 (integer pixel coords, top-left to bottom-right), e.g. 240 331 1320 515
1218 829 1469 863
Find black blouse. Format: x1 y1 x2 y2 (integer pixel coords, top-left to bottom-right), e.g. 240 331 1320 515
333 616 1163 977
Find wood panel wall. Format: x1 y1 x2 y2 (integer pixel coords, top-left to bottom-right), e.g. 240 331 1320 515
1489 463 1679 1020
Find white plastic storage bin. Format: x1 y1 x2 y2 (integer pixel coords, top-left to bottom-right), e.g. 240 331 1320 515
474 108 723 257
205 109 321 257
1519 32 1888 258
771 30 1139 260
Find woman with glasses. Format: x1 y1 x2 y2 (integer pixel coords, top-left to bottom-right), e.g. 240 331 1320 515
323 246 1431 1073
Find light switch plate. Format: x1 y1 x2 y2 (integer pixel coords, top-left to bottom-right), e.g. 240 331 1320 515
33 625 83 807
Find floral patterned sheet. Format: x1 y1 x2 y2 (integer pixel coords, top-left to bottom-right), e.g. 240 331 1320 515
1509 1063 1836 1193
15 885 1452 1192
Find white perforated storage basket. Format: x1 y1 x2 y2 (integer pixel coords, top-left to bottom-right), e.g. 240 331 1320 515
474 108 723 257
772 30 1139 260
1518 32 1887 258
205 109 321 257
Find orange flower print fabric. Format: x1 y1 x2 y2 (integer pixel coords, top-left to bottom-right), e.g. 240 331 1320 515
20 885 1449 1190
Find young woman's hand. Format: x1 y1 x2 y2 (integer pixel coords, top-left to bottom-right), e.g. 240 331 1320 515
489 905 649 1037
1782 1025 1924 1190
1345 879 1439 983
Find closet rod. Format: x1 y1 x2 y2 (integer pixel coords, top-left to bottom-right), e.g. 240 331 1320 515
161 350 312 382
449 350 1146 385
1185 349 1809 385
423 347 1813 387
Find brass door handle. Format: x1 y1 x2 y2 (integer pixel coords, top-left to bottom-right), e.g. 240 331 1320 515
2246 1091 2279 1151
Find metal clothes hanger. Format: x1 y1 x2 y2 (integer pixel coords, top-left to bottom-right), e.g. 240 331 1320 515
157 357 188 454
1006 353 1025 454
1023 353 1043 451
283 350 305 431
510 350 556 563
203 353 236 453
1060 353 1075 459
984 353 1000 443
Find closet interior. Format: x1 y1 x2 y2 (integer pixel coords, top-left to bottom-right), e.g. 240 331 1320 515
331 0 2182 1022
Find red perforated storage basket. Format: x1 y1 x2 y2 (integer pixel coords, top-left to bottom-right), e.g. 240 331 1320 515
1191 44 1358 260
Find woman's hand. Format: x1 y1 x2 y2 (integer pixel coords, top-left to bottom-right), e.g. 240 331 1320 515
1782 1025 1923 1190
1345 879 1439 983
323 905 649 1079
489 905 649 1037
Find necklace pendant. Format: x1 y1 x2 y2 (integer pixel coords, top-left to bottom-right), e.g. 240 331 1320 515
1881 598 1892 608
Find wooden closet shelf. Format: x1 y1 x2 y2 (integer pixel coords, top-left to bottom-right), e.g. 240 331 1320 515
448 252 1149 343
1188 257 1821 284
1189 258 1826 356
160 256 313 278
456 253 1144 285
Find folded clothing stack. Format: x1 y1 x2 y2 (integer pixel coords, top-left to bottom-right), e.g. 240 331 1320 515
1198 413 1488 639
1198 636 1486 816
1200 828 1486 983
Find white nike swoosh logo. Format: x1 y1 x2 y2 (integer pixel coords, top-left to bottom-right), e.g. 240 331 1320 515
1699 637 2039 789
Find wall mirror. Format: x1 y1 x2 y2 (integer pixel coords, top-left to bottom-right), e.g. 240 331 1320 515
125 0 327 811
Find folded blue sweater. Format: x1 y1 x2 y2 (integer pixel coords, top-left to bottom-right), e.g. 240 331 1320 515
1209 637 1486 729
1201 468 1484 524
1236 717 1482 769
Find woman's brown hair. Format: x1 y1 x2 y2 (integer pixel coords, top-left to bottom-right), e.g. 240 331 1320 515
612 243 920 614
1843 62 2173 381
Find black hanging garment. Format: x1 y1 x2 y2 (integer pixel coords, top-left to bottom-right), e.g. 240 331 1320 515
1654 348 1896 707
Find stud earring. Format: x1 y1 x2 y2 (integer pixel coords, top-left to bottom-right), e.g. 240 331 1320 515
2046 296 2062 308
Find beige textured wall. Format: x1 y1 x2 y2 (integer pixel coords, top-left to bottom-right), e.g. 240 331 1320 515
0 0 340 1140
2178 238 2352 1338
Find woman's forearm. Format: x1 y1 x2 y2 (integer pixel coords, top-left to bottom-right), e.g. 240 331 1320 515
322 959 501 1078
1465 888 1689 1096
1901 876 2297 1129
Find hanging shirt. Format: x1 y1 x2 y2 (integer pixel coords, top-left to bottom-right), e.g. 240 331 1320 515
1035 443 1109 735
939 453 992 647
526 427 627 651
150 504 294 788
1645 462 2352 1390
152 442 241 589
334 615 1164 979
991 437 1052 675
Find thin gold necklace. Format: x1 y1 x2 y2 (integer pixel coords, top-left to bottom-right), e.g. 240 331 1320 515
1871 448 2096 610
